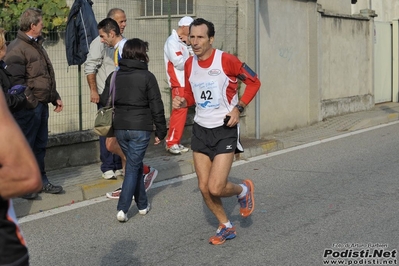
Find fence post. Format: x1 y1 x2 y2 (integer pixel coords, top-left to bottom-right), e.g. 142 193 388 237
78 64 82 131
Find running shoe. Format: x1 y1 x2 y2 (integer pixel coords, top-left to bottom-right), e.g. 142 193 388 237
106 167 158 199
238 179 255 217
106 188 135 200
117 210 128 222
166 144 181 155
106 187 122 199
178 144 189 153
208 224 236 245
144 167 158 191
102 170 116 180
138 203 150 215
114 169 124 177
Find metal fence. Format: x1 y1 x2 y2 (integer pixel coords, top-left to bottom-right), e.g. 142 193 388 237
3 1 240 135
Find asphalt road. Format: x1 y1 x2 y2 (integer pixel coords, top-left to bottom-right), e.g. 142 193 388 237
19 122 399 266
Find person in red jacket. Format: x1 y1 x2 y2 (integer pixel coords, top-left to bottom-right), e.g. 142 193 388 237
173 18 261 245
163 16 193 154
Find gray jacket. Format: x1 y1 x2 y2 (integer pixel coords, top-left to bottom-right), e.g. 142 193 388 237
84 36 115 94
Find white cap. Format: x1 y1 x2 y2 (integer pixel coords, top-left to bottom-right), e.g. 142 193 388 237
178 16 194 27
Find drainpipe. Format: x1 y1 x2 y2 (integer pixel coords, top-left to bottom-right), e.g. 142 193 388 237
255 0 260 139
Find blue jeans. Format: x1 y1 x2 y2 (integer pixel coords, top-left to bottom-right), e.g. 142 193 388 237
13 103 50 185
97 103 122 172
115 129 151 213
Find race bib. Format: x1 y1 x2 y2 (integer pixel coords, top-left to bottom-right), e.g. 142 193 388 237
192 80 220 109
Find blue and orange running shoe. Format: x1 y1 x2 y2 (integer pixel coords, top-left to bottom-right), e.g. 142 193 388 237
209 224 237 245
238 179 255 217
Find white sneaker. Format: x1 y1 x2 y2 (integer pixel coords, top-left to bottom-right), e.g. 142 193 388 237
114 169 124 177
106 187 122 199
144 167 158 191
138 203 150 215
117 210 128 222
106 188 135 200
178 144 189 153
167 144 181 155
102 170 116 180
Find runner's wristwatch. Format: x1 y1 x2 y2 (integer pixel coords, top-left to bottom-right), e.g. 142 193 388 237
235 104 244 113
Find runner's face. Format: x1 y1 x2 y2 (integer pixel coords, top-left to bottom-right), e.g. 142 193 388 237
189 24 214 60
112 12 127 34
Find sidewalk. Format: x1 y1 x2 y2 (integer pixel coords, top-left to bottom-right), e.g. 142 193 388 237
13 102 399 217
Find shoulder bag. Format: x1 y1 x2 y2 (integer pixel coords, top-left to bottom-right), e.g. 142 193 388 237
93 71 117 137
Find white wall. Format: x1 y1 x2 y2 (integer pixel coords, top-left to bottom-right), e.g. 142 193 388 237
46 0 375 138
258 0 313 134
255 0 373 136
318 0 352 14
352 0 399 22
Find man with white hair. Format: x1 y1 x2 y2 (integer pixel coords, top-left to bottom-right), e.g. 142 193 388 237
164 16 194 154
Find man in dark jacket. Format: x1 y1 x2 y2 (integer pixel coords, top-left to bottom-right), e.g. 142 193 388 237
5 8 64 199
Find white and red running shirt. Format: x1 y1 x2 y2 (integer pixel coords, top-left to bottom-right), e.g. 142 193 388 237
184 49 261 128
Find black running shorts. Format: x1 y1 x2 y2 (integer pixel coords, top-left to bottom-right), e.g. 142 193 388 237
191 122 243 161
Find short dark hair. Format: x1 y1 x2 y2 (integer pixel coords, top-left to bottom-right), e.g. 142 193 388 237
122 38 149 63
97 18 120 36
190 18 215 38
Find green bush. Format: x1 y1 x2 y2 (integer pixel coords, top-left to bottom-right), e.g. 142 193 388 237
0 0 70 33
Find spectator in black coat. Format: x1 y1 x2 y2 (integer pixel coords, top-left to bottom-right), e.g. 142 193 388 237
101 38 166 222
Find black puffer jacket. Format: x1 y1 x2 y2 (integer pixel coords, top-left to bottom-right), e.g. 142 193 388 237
0 60 26 113
100 59 167 140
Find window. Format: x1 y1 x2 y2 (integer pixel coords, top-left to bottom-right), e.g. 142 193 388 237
141 0 194 17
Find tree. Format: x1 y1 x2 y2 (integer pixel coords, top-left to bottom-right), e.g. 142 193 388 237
0 0 69 34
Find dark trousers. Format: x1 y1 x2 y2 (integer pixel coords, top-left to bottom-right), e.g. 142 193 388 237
13 102 50 185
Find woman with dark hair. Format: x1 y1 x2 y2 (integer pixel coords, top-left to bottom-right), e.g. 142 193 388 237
101 38 167 222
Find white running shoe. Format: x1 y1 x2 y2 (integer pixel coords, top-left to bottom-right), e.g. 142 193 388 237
178 144 189 153
117 210 128 222
114 169 124 177
106 188 135 200
144 167 158 191
167 144 181 155
138 203 151 215
106 188 122 199
102 170 116 180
